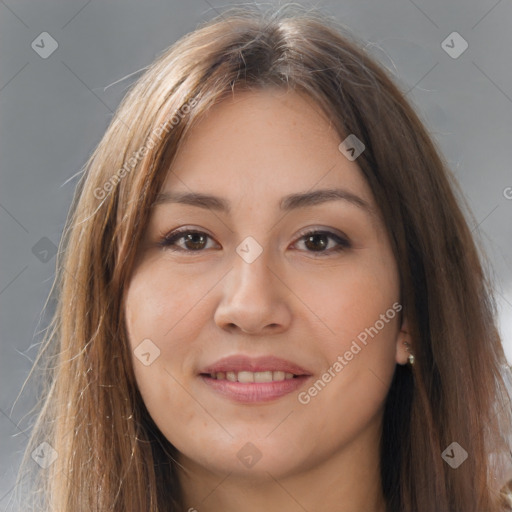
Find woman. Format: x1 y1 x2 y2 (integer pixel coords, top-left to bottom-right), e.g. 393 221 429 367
16 4 512 511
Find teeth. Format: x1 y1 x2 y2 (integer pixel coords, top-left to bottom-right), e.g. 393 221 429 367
238 371 254 383
211 370 297 382
254 371 273 383
273 371 285 381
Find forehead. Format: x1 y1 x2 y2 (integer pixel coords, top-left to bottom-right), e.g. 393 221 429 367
161 88 373 207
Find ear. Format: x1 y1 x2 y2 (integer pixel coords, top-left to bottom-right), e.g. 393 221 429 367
395 316 413 366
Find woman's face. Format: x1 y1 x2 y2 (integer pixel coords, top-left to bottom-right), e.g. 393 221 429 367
124 88 410 481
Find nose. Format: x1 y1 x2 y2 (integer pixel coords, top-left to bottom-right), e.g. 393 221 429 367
213 251 292 335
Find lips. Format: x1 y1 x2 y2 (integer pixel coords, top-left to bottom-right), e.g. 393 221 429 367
199 355 311 378
199 355 312 403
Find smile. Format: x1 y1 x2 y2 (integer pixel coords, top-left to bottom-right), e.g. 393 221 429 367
206 370 296 382
198 355 312 402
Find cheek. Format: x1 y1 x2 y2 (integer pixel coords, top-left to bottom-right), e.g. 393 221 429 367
124 263 203 395
294 255 400 439
124 266 221 447
292 254 400 408
292 251 400 351
125 261 208 352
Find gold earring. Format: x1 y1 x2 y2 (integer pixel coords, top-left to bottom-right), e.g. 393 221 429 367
403 341 415 365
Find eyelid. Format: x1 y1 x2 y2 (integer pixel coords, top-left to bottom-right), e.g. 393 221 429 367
293 225 349 242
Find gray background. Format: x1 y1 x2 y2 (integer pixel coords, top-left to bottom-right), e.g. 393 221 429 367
1 0 511 507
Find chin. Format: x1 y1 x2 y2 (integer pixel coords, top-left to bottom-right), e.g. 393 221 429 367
177 434 312 479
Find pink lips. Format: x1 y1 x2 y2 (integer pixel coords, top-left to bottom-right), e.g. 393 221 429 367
200 355 311 376
199 355 312 403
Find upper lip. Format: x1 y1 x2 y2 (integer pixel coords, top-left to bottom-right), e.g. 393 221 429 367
200 355 312 376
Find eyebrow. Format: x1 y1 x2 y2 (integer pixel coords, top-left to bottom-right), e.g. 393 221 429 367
152 188 374 216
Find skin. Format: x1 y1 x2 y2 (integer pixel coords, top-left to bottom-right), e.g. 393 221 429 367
124 88 412 511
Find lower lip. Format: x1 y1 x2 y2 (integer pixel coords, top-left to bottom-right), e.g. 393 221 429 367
200 375 310 403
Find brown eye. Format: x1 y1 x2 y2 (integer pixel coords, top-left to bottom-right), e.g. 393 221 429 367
294 230 351 255
181 232 207 250
159 230 219 252
304 233 329 251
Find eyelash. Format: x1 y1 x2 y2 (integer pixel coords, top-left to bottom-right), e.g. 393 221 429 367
157 227 351 256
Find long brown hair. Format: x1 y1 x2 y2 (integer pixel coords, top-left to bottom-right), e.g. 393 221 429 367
15 4 512 511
